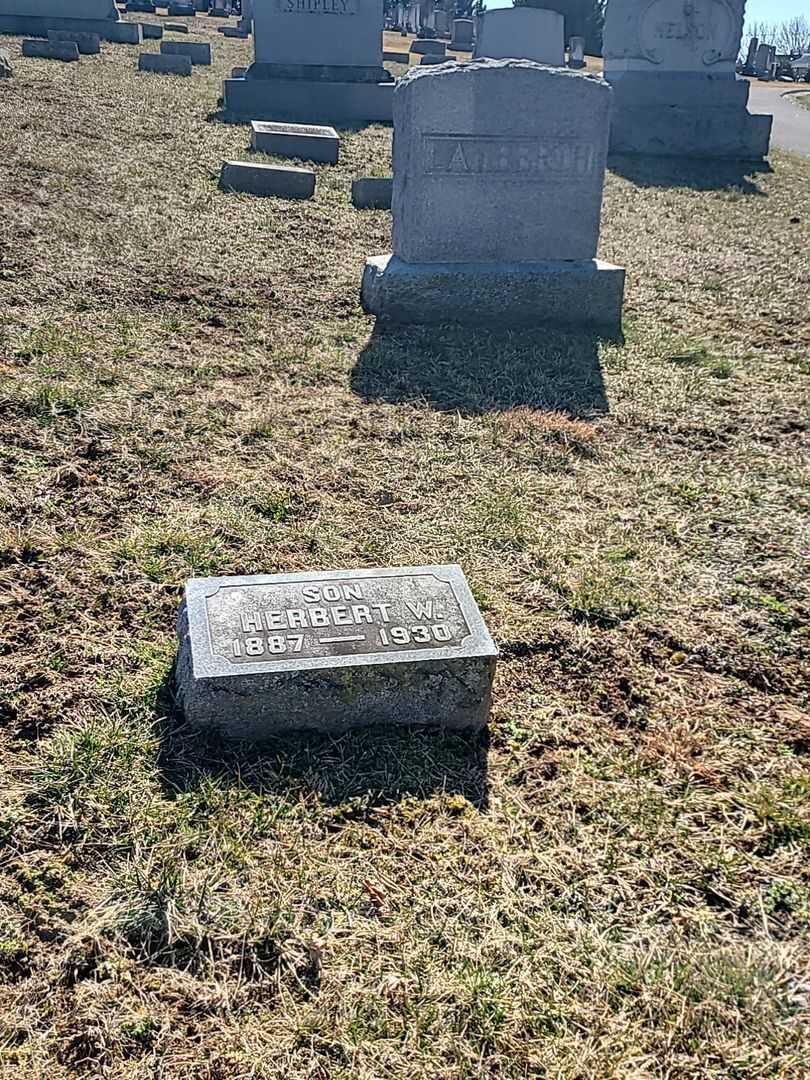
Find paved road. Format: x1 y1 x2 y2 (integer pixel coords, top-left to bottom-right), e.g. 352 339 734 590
748 87 810 157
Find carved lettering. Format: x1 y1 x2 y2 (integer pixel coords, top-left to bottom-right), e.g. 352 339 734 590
424 135 599 180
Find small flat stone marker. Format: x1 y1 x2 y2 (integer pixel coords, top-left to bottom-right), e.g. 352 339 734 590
176 564 497 736
220 26 248 37
383 49 408 63
163 21 189 31
141 22 164 38
22 39 80 61
139 50 192 73
351 176 392 209
47 29 101 54
420 53 453 65
161 38 211 63
251 120 339 164
219 159 315 198
411 38 445 56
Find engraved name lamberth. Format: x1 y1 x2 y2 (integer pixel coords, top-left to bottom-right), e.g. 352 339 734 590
205 572 472 664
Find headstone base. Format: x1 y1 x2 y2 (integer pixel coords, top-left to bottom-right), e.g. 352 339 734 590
361 255 625 330
223 75 393 122
609 105 772 161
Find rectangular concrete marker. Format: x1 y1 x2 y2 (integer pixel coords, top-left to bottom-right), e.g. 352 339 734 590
163 21 188 31
251 120 339 164
219 159 315 198
140 22 163 37
411 39 445 56
383 50 408 63
139 50 191 72
22 39 80 60
47 29 101 53
161 37 210 63
176 565 497 736
352 176 392 209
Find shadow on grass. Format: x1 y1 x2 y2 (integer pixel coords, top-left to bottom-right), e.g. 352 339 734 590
351 323 612 417
155 674 490 810
609 154 772 194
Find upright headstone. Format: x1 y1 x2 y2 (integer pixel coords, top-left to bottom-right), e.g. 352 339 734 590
450 16 473 50
754 42 770 74
473 7 564 67
222 0 394 122
743 34 758 73
361 59 624 329
568 34 585 68
434 8 448 37
176 565 497 736
603 0 771 160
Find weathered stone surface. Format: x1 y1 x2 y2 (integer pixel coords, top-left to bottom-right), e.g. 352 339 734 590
361 58 624 329
351 175 392 208
604 0 771 160
0 48 12 76
166 1 195 13
139 49 191 72
0 0 137 40
104 21 141 42
220 25 247 36
47 28 101 52
161 37 210 63
411 38 445 55
140 20 163 36
391 59 612 264
474 7 564 66
253 0 385 77
361 254 625 328
176 565 497 737
450 17 473 50
22 38 80 60
420 53 452 65
219 159 316 197
163 20 188 30
383 49 408 63
251 120 339 163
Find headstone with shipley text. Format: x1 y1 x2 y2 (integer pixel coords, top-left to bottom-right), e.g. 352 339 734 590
176 564 497 736
222 0 394 122
361 59 625 329
603 0 771 159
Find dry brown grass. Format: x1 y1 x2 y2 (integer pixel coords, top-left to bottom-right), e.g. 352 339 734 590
0 21 809 1080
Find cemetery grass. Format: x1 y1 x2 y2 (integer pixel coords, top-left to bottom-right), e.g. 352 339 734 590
1 29 809 1080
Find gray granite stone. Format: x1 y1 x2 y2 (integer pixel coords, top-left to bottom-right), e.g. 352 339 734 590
473 8 564 66
450 17 473 50
253 0 385 75
568 34 585 68
22 38 80 60
219 159 316 197
176 565 497 737
105 21 141 41
251 120 339 163
391 59 612 264
223 76 393 122
383 49 408 63
47 28 101 52
361 255 625 329
351 175 392 208
420 53 452 65
140 21 163 37
139 49 191 72
360 58 624 329
604 0 771 160
220 25 248 36
166 1 195 13
163 20 188 30
161 37 210 63
411 38 445 55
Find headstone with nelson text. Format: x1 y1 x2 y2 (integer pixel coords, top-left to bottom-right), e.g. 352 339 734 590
176 564 497 736
361 58 624 329
603 0 771 159
222 0 394 122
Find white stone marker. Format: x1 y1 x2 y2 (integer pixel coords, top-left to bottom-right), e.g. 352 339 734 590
176 565 497 736
473 8 564 67
222 0 394 122
251 120 339 163
361 58 624 329
603 0 771 160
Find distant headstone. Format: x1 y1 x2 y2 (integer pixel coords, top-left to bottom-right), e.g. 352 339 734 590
176 565 497 736
351 175 392 209
434 8 449 36
220 25 247 36
223 0 394 121
140 20 163 36
161 37 211 63
450 17 473 50
104 21 141 41
139 49 192 72
166 1 195 13
361 59 624 329
744 35 758 71
474 8 564 66
126 0 155 10
219 159 316 198
22 38 80 60
603 0 771 160
47 28 101 52
0 0 132 39
251 120 339 163
383 49 409 63
420 53 452 65
411 38 445 55
163 20 188 30
0 48 12 76
568 34 585 68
